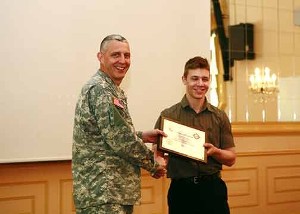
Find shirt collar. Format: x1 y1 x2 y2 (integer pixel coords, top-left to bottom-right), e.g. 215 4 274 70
180 95 215 113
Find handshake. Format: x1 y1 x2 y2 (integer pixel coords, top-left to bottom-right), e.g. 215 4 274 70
142 129 168 179
151 148 168 179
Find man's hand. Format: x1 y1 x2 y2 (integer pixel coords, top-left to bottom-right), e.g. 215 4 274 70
151 150 168 179
204 143 236 167
142 129 167 143
151 165 167 179
155 155 167 167
204 143 220 156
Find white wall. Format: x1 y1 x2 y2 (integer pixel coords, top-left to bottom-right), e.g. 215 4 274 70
278 76 300 121
0 0 210 163
228 0 300 122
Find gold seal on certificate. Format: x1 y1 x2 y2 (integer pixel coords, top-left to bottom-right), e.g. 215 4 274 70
159 117 207 163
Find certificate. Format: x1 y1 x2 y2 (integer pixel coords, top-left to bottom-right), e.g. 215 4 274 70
159 117 207 162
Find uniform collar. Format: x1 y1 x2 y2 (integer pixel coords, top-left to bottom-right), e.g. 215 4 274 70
97 69 114 85
97 69 124 95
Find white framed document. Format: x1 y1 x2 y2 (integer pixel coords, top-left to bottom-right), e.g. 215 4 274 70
159 117 207 162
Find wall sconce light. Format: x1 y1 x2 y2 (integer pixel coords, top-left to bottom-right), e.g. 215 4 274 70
249 67 279 102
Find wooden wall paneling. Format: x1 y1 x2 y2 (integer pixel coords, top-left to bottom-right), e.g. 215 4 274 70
224 152 300 213
1 123 300 214
0 181 48 214
60 179 76 214
133 170 168 214
0 161 74 214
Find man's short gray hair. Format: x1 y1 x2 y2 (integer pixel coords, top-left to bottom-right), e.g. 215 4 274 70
100 34 128 52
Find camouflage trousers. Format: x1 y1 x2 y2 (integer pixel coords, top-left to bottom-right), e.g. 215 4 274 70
76 204 134 214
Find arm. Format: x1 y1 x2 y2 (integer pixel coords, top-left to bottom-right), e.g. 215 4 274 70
204 109 236 167
90 88 164 175
204 143 236 167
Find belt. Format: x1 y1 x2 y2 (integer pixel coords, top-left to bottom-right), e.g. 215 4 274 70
173 172 221 184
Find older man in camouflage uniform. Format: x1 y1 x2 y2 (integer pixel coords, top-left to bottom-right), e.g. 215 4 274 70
72 34 166 214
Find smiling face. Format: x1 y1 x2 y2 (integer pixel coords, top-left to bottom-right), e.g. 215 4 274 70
97 40 131 86
182 68 210 101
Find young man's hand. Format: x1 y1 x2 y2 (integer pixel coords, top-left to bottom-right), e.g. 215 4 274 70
141 129 167 143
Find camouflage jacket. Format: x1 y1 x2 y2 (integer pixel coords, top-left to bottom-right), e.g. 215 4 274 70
72 70 158 209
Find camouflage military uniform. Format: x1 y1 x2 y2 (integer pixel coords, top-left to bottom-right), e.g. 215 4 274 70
72 70 159 212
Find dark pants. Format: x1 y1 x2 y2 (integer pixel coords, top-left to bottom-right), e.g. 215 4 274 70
168 175 230 214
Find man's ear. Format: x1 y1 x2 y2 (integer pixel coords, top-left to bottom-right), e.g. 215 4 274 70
182 76 187 85
97 52 102 62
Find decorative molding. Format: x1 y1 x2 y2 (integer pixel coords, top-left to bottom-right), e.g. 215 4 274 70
59 179 75 214
140 186 155 204
232 122 300 136
266 165 300 204
237 150 300 157
222 167 259 208
0 181 48 213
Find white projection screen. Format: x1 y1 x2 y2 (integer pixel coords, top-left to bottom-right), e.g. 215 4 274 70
0 0 210 163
